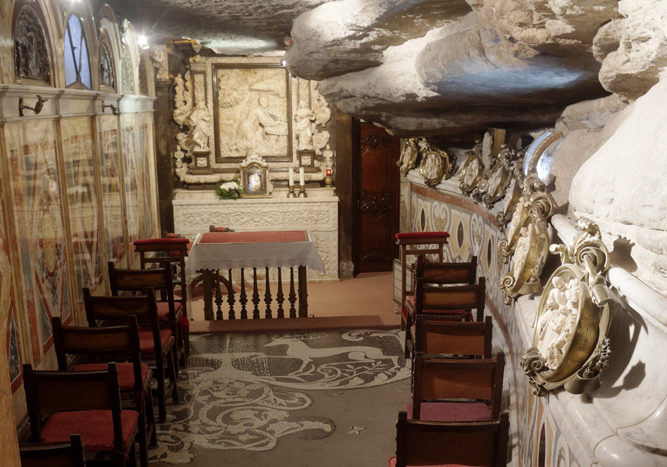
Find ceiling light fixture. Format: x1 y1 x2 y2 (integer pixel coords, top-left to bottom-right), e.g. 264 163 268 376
137 34 149 50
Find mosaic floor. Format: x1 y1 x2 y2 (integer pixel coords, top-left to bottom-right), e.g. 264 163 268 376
149 329 410 465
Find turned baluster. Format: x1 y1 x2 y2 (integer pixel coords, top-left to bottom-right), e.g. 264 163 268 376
252 267 260 319
264 267 272 318
276 267 285 319
288 267 297 318
239 268 248 319
298 265 308 318
214 270 224 320
227 269 235 320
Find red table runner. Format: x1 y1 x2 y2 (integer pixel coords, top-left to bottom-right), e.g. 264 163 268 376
200 230 308 244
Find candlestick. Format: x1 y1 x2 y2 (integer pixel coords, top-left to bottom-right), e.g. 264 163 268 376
299 167 305 186
288 168 294 186
287 185 296 198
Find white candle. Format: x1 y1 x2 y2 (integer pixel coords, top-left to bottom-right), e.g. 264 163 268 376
299 167 305 186
288 168 294 186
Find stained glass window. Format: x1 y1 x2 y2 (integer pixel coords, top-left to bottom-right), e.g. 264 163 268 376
64 14 91 89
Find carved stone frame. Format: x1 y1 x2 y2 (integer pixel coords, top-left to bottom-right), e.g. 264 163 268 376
212 63 293 164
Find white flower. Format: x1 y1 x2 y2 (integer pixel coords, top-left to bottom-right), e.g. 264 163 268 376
220 181 240 191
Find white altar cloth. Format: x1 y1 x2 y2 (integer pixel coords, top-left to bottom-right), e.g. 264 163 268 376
185 230 325 276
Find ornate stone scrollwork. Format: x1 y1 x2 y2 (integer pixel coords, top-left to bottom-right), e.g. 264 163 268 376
499 176 555 303
521 218 613 396
397 138 419 176
417 139 454 187
458 140 484 196
482 144 516 208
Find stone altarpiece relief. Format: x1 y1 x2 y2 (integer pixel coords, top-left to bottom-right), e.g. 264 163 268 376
214 65 291 162
171 56 333 187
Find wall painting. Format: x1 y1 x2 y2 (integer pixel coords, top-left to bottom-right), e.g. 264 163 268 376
0 172 23 389
7 120 72 358
62 117 102 306
99 115 125 262
121 113 144 251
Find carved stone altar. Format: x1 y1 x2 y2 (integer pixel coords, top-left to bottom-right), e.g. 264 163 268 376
172 188 338 281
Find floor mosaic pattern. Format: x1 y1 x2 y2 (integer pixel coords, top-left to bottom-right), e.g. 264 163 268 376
149 329 408 464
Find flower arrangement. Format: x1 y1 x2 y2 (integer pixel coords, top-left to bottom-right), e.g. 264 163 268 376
215 181 243 200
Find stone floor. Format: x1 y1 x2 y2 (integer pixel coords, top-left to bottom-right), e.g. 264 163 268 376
149 329 410 466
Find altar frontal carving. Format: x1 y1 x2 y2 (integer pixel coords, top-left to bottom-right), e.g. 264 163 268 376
521 218 614 396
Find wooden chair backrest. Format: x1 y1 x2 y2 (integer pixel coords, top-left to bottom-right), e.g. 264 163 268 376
415 276 486 322
416 254 477 286
412 352 505 420
83 287 162 360
51 316 142 393
395 411 509 467
415 315 493 358
394 233 450 307
108 262 174 305
20 433 86 467
23 363 123 450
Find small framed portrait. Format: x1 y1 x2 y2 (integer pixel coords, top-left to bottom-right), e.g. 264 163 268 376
239 154 272 197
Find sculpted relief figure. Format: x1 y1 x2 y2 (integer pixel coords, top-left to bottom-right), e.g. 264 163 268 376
188 102 212 151
237 95 288 155
295 107 315 151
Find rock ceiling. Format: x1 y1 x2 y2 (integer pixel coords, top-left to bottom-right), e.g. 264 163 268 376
98 0 667 139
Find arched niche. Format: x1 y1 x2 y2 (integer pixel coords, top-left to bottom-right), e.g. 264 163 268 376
12 0 53 86
98 31 116 91
63 13 91 89
97 4 122 94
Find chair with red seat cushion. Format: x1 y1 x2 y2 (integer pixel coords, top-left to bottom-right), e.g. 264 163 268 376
405 255 484 358
108 261 184 371
23 362 140 466
83 287 178 423
394 232 451 328
389 411 509 467
409 352 505 422
414 315 493 359
51 316 154 467
20 433 86 467
133 237 190 357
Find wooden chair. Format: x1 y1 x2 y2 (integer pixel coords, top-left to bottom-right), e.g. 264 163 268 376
389 411 510 467
413 314 493 358
405 257 485 357
394 232 451 329
133 237 190 357
108 261 183 369
408 352 505 422
23 363 139 466
83 287 178 423
51 316 154 467
20 433 86 467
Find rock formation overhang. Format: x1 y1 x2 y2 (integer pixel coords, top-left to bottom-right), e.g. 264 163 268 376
97 0 667 140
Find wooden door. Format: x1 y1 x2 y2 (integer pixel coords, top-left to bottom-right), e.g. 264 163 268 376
354 123 400 273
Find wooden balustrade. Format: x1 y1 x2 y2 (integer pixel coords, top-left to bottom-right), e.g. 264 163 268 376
194 265 308 320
